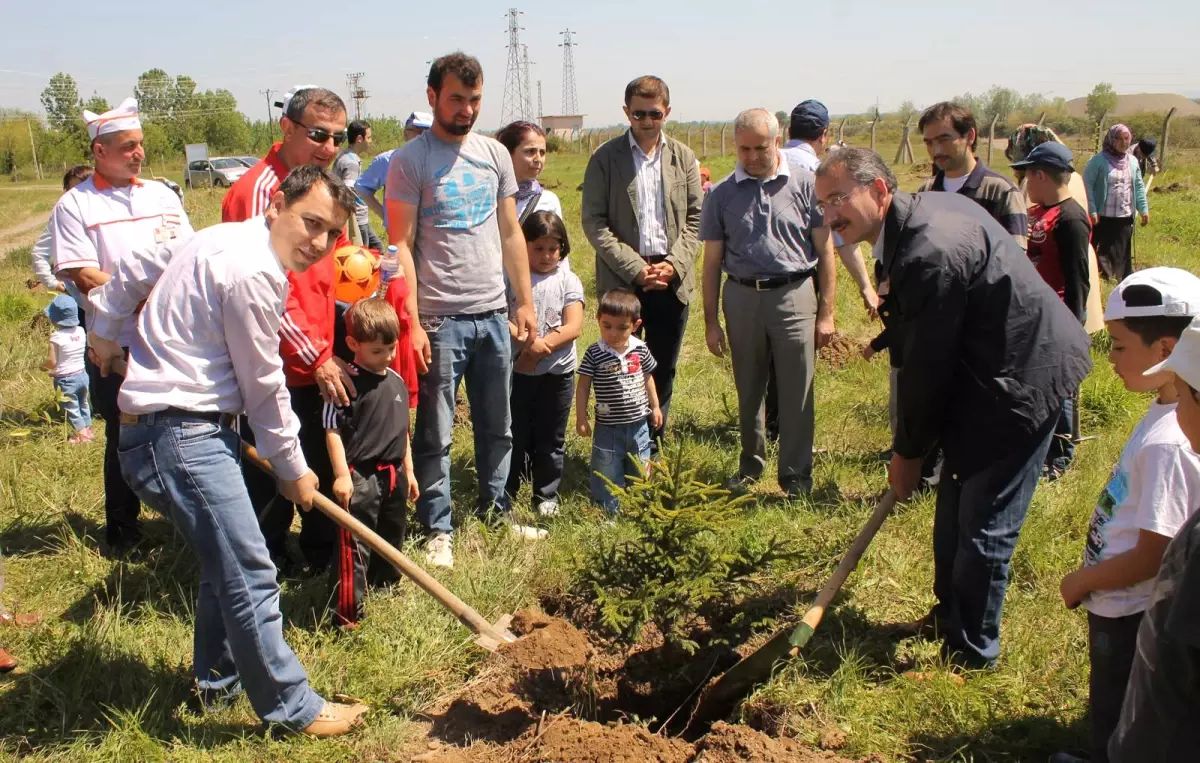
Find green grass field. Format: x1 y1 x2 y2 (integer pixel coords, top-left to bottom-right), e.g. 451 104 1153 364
0 145 1198 761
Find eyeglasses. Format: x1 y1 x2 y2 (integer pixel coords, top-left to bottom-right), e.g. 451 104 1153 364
816 188 858 216
290 118 348 147
630 110 665 122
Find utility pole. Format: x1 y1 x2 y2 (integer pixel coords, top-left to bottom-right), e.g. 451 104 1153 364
522 45 535 122
346 72 369 120
260 88 276 133
501 8 532 124
27 119 42 180
559 29 579 115
537 80 543 120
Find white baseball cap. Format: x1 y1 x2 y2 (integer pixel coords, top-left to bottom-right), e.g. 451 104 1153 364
1145 315 1200 389
275 85 324 116
1104 267 1200 322
405 111 434 129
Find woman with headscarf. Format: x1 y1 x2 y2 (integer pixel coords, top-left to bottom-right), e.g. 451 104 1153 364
495 121 563 223
1083 124 1150 281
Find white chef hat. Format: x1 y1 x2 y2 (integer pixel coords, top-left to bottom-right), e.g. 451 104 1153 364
84 97 141 141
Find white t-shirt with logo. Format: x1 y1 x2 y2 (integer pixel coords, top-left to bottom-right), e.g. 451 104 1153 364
50 325 86 377
1082 402 1200 618
941 174 969 194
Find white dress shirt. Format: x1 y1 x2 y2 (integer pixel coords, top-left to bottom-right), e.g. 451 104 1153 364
780 140 821 173
628 130 670 259
50 174 192 347
89 218 308 480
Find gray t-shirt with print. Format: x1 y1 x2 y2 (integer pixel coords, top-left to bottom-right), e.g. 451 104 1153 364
386 131 518 316
507 265 584 376
333 151 368 225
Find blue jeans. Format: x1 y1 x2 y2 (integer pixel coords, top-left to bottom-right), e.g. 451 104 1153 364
118 412 323 730
589 420 652 514
414 311 513 535
1045 395 1077 472
931 407 1059 668
53 371 91 431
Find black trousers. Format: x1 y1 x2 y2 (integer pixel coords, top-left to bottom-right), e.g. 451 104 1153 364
1088 611 1143 763
505 371 574 509
254 384 337 570
1094 215 1135 282
88 357 141 547
634 286 689 447
330 464 406 626
358 222 383 252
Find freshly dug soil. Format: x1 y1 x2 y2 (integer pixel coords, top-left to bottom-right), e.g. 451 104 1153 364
817 332 864 369
417 609 873 763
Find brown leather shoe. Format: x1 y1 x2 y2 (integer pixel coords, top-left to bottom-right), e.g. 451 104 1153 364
299 701 368 737
0 648 17 673
0 612 43 628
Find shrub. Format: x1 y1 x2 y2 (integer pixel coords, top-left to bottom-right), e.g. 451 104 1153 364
576 443 797 654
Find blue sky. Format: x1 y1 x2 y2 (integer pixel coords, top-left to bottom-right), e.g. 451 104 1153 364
2 0 1198 129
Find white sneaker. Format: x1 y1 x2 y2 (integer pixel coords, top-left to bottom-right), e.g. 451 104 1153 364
537 500 559 518
508 522 549 540
424 533 454 568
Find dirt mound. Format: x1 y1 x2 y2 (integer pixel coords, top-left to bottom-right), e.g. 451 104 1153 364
694 721 853 762
1152 181 1187 194
499 611 589 670
419 609 873 762
817 333 863 369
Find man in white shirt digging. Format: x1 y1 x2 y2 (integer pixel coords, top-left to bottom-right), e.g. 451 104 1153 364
87 165 367 737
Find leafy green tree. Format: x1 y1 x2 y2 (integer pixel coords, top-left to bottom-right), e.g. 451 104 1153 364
1087 82 1119 124
82 94 110 114
40 73 81 131
134 68 175 117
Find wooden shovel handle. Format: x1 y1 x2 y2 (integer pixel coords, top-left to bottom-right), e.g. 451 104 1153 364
242 444 511 646
787 489 898 653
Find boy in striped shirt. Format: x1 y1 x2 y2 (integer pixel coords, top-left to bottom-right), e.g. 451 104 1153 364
576 289 662 513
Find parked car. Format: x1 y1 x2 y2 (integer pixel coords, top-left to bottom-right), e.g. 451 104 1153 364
235 156 259 168
184 157 250 189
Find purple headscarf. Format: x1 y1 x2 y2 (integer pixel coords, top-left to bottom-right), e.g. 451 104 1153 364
1102 124 1132 171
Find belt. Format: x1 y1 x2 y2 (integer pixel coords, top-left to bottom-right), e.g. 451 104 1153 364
119 407 237 427
727 269 813 292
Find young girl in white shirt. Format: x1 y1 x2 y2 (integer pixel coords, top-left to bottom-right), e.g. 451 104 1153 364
41 295 92 443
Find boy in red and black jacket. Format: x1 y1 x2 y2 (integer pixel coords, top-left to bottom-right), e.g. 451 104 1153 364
1012 141 1091 478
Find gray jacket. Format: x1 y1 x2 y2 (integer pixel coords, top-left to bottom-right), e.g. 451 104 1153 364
580 132 702 304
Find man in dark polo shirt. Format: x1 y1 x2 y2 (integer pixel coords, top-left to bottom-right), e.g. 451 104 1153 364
918 101 1028 249
700 109 835 497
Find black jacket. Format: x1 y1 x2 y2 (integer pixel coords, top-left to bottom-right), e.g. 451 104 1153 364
879 191 1092 478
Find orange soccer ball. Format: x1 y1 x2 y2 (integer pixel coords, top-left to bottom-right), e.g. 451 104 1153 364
333 245 381 303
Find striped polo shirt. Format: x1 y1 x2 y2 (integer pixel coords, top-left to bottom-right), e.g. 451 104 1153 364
578 337 658 426
920 160 1028 248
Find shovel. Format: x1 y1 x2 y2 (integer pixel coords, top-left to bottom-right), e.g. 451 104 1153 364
243 444 517 652
689 489 898 728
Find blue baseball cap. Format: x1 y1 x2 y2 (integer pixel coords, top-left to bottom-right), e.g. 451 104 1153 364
44 294 80 328
789 100 829 136
1010 141 1074 172
405 111 433 129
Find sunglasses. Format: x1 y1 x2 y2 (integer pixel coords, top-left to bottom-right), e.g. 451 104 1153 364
630 109 665 122
290 118 348 147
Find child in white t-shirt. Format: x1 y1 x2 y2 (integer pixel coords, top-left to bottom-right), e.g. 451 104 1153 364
40 295 92 444
1055 268 1200 763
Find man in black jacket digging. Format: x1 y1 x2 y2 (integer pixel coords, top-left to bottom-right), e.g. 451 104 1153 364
814 148 1093 669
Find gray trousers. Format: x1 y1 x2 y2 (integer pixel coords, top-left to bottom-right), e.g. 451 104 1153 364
723 277 816 489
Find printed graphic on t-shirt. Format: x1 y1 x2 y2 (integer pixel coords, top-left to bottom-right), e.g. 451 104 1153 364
1086 466 1130 565
430 158 498 229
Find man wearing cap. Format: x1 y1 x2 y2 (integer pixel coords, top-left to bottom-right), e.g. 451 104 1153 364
701 109 835 497
332 119 379 249
1013 142 1092 478
223 86 353 574
814 148 1092 669
87 165 368 737
354 111 433 234
50 97 193 557
917 102 1028 249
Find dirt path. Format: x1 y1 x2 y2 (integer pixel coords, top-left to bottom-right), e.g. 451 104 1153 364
0 211 51 256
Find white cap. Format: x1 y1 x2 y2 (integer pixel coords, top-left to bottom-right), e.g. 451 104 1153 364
1145 315 1200 389
84 97 141 141
406 111 434 129
277 85 323 117
1104 267 1200 322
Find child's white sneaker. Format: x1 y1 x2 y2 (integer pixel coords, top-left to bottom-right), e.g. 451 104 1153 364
508 522 548 540
424 533 454 568
536 500 559 518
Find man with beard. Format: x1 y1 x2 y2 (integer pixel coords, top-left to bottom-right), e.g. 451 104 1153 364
223 86 354 575
385 52 538 569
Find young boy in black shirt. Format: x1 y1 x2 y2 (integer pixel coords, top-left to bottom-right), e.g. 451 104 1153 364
324 298 418 627
1012 141 1091 478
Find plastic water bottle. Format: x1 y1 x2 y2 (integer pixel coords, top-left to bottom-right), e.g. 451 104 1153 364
378 245 400 296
